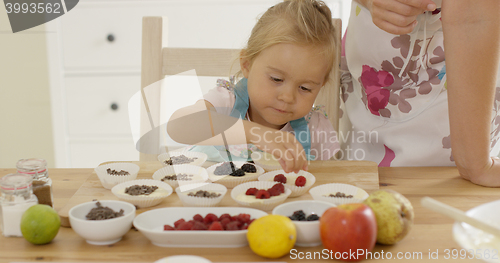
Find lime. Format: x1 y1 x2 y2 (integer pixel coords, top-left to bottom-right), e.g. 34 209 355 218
247 214 296 259
21 204 61 245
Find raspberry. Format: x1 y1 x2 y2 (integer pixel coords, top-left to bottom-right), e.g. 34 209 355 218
208 221 223 231
295 175 306 187
271 183 285 193
163 225 175 231
245 187 258 195
220 217 231 228
267 187 281 196
204 213 219 224
219 213 231 221
236 213 251 224
274 174 287 184
177 221 193 230
255 189 271 199
192 221 208 230
193 214 204 222
174 218 185 228
225 221 240 230
242 224 249 230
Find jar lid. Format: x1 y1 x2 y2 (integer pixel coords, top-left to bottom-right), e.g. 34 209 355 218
0 173 32 190
16 158 47 173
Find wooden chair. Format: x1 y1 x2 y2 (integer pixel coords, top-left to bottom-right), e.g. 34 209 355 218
139 16 341 161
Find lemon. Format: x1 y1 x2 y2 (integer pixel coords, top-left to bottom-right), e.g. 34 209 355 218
247 214 296 258
21 204 61 245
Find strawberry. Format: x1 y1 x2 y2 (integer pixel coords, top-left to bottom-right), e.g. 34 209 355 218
274 174 287 184
295 175 306 187
255 189 271 199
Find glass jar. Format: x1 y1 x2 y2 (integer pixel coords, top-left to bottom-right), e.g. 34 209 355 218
0 173 38 237
16 158 53 207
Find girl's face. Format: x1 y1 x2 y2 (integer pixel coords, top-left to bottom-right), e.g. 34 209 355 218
240 43 329 130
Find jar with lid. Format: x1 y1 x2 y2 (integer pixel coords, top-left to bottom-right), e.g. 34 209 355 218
16 158 53 207
0 173 38 237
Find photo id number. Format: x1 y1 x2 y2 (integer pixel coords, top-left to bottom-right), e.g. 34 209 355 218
5 3 61 14
444 249 498 260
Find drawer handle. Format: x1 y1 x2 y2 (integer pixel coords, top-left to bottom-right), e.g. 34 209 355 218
110 103 118 111
107 34 115 42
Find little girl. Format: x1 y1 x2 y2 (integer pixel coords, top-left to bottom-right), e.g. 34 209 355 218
167 0 340 173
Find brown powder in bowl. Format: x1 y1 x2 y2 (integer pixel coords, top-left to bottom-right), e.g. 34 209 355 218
85 201 124 220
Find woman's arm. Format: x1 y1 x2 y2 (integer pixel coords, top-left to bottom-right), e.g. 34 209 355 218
167 100 308 173
354 0 436 34
443 0 500 186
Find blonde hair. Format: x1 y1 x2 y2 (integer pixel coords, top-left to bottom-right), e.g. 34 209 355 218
238 0 337 83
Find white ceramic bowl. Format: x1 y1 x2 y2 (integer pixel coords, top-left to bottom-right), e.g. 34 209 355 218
133 207 267 247
251 151 282 171
453 199 500 263
94 163 140 189
258 170 316 197
158 151 208 167
154 256 212 263
175 183 227 207
111 179 173 208
206 161 264 188
272 200 335 247
231 181 292 211
152 164 209 189
309 183 369 205
68 200 136 245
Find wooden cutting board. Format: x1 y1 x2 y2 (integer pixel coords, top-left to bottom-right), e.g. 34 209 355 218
58 160 379 227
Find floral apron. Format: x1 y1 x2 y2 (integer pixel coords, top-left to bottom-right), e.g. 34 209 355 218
340 1 500 166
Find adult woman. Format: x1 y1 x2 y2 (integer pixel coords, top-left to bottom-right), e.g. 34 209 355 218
340 0 500 186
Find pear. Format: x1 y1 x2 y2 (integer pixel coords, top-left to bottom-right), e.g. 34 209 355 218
363 189 414 245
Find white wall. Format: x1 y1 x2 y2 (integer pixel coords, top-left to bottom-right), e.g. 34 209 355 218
0 5 55 168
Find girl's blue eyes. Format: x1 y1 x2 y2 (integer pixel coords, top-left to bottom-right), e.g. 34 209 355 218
270 76 312 92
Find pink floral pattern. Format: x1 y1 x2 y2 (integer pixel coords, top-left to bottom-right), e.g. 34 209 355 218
359 65 393 116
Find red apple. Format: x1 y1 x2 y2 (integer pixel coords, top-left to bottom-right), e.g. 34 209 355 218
320 203 377 262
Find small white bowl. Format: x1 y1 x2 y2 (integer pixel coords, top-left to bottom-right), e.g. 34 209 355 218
272 200 335 247
154 256 212 263
112 179 173 208
175 183 227 207
258 170 316 197
152 164 209 189
231 181 291 211
94 163 140 189
68 200 136 245
207 161 264 188
251 151 282 171
158 151 207 167
309 183 369 205
453 199 500 263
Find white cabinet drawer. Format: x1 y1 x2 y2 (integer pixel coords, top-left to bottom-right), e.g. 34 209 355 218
60 2 169 70
69 140 140 168
65 75 140 136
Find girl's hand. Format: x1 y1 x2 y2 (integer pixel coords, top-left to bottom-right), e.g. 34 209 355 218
360 0 437 35
248 126 308 174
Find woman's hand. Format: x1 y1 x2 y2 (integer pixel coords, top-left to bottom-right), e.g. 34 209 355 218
246 125 308 174
357 0 437 35
459 157 500 187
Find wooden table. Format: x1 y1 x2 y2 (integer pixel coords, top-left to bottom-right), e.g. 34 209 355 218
0 164 498 263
